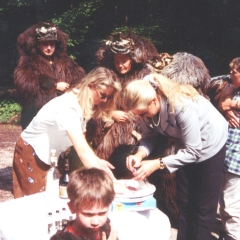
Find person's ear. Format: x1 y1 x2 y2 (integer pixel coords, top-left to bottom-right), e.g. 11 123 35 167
88 83 94 89
152 97 158 105
67 201 76 214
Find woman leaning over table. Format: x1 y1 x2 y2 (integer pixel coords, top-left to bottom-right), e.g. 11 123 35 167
124 74 228 240
12 67 121 199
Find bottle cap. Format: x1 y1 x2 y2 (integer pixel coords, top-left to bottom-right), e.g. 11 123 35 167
50 149 58 165
51 149 56 156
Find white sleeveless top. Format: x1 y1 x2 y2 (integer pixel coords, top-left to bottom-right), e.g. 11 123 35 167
21 91 87 165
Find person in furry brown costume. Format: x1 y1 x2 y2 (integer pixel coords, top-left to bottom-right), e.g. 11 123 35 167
14 21 86 130
84 32 179 224
88 32 172 159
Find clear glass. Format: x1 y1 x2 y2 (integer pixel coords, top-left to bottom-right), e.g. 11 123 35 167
46 149 60 202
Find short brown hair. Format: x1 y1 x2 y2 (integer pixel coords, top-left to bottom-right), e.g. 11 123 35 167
67 168 115 209
229 57 240 73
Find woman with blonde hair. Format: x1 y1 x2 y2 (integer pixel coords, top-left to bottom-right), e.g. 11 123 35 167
12 67 121 198
124 74 228 240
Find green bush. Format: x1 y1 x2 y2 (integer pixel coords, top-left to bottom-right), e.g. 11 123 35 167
0 99 21 124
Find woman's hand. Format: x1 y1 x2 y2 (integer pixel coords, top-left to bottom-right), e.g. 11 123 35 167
225 110 240 128
112 110 130 123
56 82 69 91
126 154 142 172
99 159 116 180
132 160 159 181
102 223 118 240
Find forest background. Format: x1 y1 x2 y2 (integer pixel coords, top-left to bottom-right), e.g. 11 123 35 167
3 0 240 122
1 0 240 87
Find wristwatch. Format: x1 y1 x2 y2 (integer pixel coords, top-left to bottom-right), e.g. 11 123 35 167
159 158 165 169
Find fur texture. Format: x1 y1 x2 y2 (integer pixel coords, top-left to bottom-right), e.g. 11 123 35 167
161 52 211 98
88 66 152 160
207 75 232 108
85 32 179 224
89 32 163 157
14 22 86 129
95 32 161 68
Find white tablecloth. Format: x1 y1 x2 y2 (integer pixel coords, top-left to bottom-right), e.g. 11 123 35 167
0 192 170 240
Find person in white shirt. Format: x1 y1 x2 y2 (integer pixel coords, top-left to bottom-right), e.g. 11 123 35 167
12 67 121 198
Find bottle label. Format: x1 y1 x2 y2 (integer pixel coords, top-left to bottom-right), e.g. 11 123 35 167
59 185 68 199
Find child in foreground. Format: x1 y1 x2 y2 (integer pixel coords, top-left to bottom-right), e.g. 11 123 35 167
51 168 117 240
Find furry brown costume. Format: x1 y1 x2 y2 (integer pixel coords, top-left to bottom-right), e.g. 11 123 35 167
207 75 233 111
89 32 172 159
84 32 178 224
161 52 211 99
14 22 86 129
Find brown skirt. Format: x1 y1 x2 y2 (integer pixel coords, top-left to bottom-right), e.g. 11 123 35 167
12 136 50 198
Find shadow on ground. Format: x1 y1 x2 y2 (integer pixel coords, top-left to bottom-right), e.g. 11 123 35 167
0 166 12 191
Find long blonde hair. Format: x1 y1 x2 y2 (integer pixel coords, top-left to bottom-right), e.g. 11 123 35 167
74 67 121 121
123 73 199 113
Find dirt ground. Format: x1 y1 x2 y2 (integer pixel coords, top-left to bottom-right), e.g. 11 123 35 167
0 123 223 239
0 124 21 202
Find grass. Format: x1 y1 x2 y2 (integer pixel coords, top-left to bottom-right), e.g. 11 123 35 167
0 99 21 124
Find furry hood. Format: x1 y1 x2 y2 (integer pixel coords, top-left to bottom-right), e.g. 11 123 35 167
95 31 161 66
161 52 211 97
16 22 69 57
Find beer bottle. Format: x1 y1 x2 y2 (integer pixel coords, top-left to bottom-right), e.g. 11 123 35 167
59 158 70 199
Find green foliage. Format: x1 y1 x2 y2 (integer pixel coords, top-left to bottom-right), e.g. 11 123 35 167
0 99 21 124
1 0 240 85
52 0 103 48
112 23 164 47
1 0 29 7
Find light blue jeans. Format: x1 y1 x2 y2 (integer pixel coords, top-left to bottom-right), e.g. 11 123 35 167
219 170 240 240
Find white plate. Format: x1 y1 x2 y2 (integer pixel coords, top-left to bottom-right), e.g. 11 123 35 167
115 179 156 202
115 193 154 203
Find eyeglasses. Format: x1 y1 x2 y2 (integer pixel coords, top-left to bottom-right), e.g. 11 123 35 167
94 87 113 100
